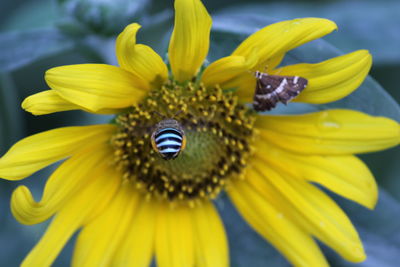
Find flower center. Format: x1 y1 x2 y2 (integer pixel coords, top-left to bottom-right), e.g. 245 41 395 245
111 80 255 203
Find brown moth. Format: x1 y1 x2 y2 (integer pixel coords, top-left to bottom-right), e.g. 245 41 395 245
252 71 308 111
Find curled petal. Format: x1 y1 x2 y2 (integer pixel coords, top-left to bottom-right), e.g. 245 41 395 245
21 161 121 267
169 0 212 82
22 90 82 115
11 144 114 225
255 109 400 155
116 23 168 87
22 90 118 115
46 64 148 112
276 50 372 103
233 18 337 68
0 124 116 180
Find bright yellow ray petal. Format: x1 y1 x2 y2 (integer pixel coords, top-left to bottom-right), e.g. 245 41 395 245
11 144 114 225
249 159 366 262
72 184 139 267
22 90 81 115
156 202 194 267
45 64 148 112
116 23 168 87
234 50 372 102
228 180 329 267
273 50 372 103
254 141 377 209
0 124 116 180
113 199 156 267
201 53 258 90
169 0 212 82
232 18 337 69
192 201 229 267
255 109 400 155
21 160 121 267
22 90 120 115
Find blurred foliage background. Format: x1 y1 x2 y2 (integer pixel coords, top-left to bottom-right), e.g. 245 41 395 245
0 0 399 266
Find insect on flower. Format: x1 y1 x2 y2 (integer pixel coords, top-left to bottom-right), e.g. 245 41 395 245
151 118 186 160
252 70 308 111
0 0 398 265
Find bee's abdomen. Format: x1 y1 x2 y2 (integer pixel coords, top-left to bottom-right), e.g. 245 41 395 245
155 128 183 160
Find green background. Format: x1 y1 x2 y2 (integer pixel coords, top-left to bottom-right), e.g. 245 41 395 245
0 0 399 266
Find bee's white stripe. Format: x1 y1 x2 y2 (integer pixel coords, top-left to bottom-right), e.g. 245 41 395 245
155 133 182 142
160 147 180 153
157 140 181 147
293 76 299 84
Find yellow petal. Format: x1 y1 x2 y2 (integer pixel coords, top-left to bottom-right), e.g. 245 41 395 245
22 90 119 115
46 64 148 112
22 90 81 115
155 202 194 267
201 53 258 89
228 180 329 267
169 0 212 82
233 18 337 68
275 50 372 103
113 199 156 267
21 158 121 267
116 23 168 87
0 124 116 180
72 184 139 267
250 159 366 262
192 201 229 267
255 109 400 154
11 144 114 225
254 141 377 209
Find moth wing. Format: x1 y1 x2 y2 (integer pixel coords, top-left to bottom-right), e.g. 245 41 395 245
255 75 285 94
253 74 286 111
273 75 308 104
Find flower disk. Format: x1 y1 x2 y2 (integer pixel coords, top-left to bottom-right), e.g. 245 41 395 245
111 80 255 202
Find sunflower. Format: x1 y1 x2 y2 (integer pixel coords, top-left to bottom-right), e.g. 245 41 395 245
1 0 399 266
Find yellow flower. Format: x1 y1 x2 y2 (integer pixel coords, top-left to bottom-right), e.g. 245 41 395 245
0 0 399 266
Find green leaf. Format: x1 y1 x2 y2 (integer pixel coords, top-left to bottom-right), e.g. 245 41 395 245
212 0 400 66
0 29 75 72
0 0 57 31
57 0 151 36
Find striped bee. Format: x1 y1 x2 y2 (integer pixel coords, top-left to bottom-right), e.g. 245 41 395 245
151 118 186 160
253 71 308 111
